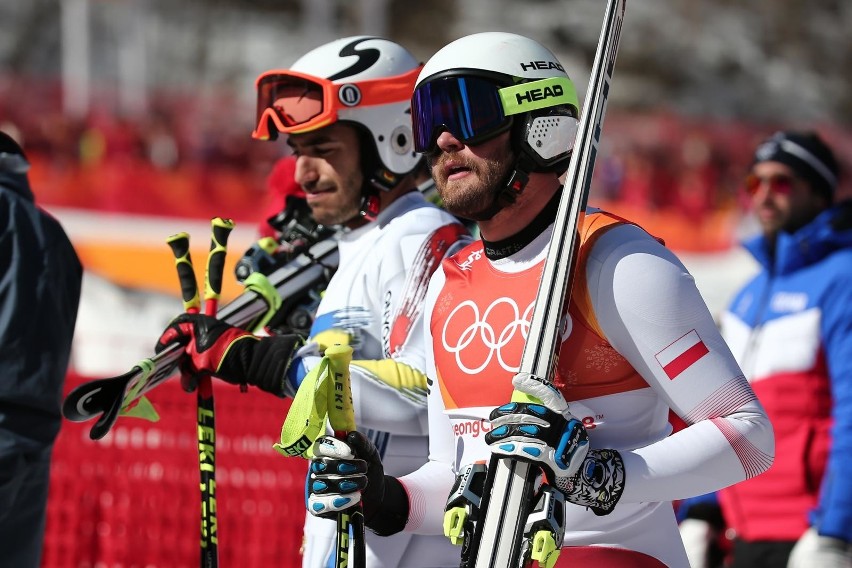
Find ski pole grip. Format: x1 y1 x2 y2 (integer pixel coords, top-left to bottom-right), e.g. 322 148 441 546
204 217 235 315
510 389 542 404
325 344 355 436
166 232 201 313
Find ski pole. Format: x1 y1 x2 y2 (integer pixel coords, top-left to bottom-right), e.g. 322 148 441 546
325 344 366 568
166 228 219 568
468 1 628 566
166 232 201 314
198 217 234 568
62 236 340 441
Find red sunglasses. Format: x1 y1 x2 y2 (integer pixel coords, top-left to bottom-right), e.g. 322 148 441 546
744 173 796 197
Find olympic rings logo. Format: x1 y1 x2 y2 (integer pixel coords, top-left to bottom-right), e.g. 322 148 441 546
441 298 535 374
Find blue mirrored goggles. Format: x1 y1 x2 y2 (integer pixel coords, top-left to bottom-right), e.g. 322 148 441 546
412 75 579 154
411 75 511 153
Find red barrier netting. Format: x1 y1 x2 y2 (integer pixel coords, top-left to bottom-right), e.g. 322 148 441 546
44 373 308 568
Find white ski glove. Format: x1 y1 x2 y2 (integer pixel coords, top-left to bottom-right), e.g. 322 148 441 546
787 527 852 568
485 372 625 516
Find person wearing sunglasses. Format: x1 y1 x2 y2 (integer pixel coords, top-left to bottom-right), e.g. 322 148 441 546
303 32 774 568
155 37 469 567
712 131 852 568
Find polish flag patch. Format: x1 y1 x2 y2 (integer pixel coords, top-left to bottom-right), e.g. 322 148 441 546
655 330 709 380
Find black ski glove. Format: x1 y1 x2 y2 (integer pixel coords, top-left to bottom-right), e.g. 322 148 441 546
306 431 409 536
155 313 303 397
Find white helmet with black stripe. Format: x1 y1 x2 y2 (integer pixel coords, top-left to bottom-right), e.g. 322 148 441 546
254 36 423 189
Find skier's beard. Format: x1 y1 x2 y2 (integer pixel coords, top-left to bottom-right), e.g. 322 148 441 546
432 148 515 221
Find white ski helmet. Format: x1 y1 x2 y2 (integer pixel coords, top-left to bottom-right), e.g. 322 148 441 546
412 32 580 174
253 36 423 185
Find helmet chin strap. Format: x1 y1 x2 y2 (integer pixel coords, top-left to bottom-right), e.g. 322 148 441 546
358 185 382 221
358 167 402 222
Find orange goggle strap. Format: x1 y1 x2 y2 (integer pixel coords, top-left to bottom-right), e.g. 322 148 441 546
252 66 422 140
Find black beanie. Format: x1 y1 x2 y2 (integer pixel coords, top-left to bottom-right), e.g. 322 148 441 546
752 131 839 200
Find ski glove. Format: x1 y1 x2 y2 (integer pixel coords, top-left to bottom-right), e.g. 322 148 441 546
485 372 625 516
555 448 625 516
155 313 303 397
486 372 590 482
307 431 409 536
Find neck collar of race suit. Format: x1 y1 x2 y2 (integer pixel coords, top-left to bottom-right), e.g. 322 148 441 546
482 186 561 260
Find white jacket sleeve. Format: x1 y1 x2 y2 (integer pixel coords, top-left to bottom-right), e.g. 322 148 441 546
398 266 457 535
587 224 775 502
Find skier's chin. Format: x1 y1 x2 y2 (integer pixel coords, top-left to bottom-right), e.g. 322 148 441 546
436 178 497 221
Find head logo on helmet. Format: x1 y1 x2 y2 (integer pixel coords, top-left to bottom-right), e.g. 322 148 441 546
253 36 424 191
520 60 565 72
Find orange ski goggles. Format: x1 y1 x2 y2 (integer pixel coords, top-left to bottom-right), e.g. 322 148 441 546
252 67 421 140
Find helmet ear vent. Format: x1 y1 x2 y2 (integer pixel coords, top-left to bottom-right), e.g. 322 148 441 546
530 116 561 148
517 111 579 172
390 126 412 155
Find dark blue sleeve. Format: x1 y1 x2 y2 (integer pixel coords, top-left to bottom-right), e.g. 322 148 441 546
812 254 852 542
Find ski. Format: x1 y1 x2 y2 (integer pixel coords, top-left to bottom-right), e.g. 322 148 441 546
469 1 627 566
62 235 340 440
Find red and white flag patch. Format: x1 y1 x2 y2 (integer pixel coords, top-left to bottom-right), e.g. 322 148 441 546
655 330 709 380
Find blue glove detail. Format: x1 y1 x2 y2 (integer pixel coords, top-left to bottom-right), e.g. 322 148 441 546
486 401 589 481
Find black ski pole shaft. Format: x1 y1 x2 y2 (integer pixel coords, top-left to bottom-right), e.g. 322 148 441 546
198 217 234 568
166 230 218 568
470 1 627 566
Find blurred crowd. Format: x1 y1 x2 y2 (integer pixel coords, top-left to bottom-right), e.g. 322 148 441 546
0 77 285 222
1 76 849 251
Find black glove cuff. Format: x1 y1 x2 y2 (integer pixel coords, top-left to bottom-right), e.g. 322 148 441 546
365 475 409 537
557 448 625 516
218 334 302 397
214 335 255 385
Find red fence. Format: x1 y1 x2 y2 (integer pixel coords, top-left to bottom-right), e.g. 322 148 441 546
45 374 308 568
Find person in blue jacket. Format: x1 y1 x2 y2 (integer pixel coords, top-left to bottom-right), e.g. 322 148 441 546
0 131 83 567
716 131 852 568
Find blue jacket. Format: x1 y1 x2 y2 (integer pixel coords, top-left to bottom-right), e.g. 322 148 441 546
719 201 852 542
0 167 82 450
